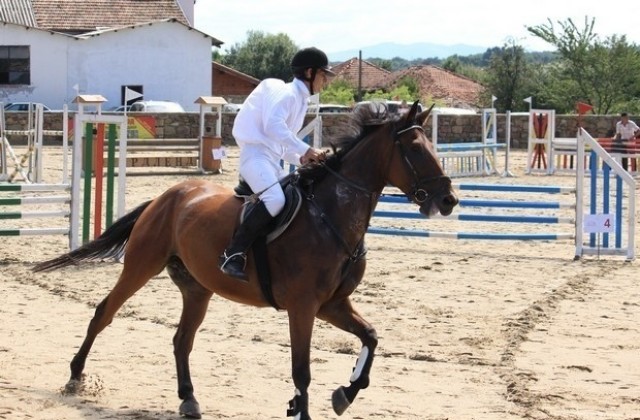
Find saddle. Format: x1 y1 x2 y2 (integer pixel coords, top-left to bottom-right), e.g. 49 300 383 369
234 176 303 243
233 176 304 311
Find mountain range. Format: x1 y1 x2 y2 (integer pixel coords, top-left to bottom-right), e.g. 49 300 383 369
328 42 489 62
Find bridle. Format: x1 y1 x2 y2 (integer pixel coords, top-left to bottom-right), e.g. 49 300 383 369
305 120 450 263
318 122 450 203
393 124 451 203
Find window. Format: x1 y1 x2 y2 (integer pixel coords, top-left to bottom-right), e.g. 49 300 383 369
0 46 30 85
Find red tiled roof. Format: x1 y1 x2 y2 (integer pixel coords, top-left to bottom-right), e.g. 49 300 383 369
389 65 484 108
31 0 189 33
331 57 391 91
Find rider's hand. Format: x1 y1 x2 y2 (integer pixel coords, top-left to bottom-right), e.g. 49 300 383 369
300 147 326 165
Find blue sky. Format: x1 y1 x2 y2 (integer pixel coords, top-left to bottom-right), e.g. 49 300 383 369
194 1 640 55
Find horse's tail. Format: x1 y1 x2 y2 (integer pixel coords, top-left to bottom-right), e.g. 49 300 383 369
32 200 153 272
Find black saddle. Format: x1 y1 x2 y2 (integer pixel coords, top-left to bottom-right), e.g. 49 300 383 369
234 176 303 244
232 176 305 311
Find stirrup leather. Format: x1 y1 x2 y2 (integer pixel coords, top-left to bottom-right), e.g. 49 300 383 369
219 251 247 270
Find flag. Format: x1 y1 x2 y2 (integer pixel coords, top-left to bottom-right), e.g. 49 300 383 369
491 95 497 103
523 96 532 104
125 87 143 103
576 102 594 114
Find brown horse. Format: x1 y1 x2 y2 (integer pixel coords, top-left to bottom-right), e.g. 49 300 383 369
33 101 458 419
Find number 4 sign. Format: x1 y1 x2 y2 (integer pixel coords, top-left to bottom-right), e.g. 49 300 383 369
583 213 615 233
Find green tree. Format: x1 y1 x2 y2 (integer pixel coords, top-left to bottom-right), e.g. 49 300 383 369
483 39 535 112
321 79 357 105
219 30 298 80
527 17 640 114
442 56 461 73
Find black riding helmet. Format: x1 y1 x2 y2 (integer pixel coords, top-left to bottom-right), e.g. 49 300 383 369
291 47 335 95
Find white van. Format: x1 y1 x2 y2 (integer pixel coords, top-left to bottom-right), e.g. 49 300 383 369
129 100 185 112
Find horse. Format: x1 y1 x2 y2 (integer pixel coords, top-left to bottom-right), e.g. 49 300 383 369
33 101 459 419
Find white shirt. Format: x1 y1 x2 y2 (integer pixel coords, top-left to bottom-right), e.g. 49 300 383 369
232 78 311 164
615 119 639 140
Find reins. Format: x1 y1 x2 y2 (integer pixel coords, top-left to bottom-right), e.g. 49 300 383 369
302 120 448 264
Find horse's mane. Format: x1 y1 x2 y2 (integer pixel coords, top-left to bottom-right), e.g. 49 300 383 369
298 103 400 181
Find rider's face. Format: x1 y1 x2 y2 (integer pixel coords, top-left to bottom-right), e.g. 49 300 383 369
306 69 333 93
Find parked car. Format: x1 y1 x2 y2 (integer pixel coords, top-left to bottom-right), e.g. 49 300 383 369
307 104 351 114
129 100 185 113
222 103 243 113
3 102 52 112
107 105 132 113
353 100 423 115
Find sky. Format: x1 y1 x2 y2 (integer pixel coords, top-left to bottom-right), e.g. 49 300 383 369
193 0 640 56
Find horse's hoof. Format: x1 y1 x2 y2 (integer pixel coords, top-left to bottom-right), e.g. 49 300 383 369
331 386 350 416
63 379 82 395
179 398 201 419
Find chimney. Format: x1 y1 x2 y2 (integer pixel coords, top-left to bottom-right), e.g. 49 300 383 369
176 0 195 26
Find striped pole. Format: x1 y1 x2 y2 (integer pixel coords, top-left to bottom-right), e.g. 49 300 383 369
370 182 576 241
82 123 94 244
93 123 105 239
0 184 72 238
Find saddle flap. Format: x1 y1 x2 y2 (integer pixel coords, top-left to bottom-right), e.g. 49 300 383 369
239 182 303 244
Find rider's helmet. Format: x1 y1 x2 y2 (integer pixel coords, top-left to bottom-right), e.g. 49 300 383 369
291 47 335 94
291 47 335 76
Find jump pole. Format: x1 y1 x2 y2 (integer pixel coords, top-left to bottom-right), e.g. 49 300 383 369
71 94 127 249
370 182 576 241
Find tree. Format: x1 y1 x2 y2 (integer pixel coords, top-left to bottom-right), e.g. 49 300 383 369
219 31 298 80
321 79 357 105
527 17 640 114
483 39 535 112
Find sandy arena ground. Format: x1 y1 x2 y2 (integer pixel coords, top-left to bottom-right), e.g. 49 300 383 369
1 144 639 420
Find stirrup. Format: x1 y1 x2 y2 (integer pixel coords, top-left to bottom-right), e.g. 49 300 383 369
219 251 248 281
219 251 246 269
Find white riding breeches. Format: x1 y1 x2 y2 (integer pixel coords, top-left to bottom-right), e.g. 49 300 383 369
239 145 287 217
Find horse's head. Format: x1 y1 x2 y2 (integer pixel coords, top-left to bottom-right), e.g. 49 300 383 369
386 101 459 216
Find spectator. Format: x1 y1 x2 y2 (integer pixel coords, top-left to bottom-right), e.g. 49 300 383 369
614 112 639 170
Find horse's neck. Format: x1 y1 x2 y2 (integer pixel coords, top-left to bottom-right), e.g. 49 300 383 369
337 135 391 196
310 137 390 239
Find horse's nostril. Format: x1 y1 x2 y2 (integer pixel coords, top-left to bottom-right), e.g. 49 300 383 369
444 194 459 206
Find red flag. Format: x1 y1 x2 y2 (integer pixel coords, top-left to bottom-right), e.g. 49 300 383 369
576 102 594 114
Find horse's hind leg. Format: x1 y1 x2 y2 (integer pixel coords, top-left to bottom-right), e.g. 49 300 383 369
167 257 213 420
317 297 378 416
67 261 165 391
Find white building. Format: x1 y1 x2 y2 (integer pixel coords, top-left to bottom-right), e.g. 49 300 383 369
0 0 222 111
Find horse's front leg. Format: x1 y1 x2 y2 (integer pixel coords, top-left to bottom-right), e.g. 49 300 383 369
317 297 378 416
286 303 318 420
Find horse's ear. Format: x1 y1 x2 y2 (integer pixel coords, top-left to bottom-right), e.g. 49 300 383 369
417 103 435 127
404 100 420 123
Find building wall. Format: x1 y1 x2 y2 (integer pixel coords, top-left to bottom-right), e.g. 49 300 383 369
1 21 212 112
68 22 212 111
211 67 256 99
0 23 71 108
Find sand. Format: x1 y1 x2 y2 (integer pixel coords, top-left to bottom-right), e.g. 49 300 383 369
1 145 639 420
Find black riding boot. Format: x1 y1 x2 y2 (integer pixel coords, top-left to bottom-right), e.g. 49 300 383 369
218 201 274 281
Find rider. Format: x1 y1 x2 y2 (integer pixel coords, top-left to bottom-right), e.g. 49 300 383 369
218 47 333 281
